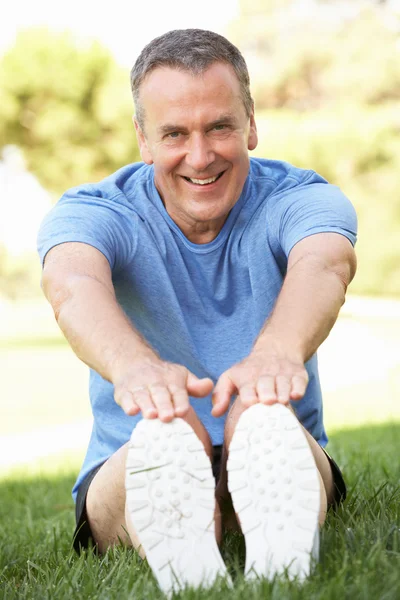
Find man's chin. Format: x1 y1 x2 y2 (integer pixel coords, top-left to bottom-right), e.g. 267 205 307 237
188 207 230 226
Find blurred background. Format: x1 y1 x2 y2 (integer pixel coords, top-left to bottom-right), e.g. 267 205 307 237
1 0 400 473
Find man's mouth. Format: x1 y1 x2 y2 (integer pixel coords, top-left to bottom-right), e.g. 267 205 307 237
182 171 225 186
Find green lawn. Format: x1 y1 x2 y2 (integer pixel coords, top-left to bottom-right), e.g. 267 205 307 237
1 422 400 599
1 299 400 597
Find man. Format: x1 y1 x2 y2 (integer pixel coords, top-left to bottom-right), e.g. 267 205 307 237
38 29 357 594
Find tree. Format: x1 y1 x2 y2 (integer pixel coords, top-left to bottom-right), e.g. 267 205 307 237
229 0 400 111
0 29 140 197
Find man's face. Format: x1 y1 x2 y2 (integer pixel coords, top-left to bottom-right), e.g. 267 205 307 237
134 62 258 242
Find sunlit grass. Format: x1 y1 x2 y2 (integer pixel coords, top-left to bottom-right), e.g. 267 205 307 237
1 423 400 599
2 299 400 597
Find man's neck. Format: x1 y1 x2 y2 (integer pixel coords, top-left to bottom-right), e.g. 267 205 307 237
178 216 229 244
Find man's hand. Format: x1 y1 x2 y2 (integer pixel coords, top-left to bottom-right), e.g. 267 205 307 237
113 357 214 422
211 347 308 417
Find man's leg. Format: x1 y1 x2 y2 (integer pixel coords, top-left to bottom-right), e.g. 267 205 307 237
217 399 335 580
85 407 219 554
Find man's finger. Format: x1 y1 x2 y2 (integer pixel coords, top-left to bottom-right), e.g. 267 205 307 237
238 384 258 407
119 391 141 416
131 388 158 419
169 385 190 417
211 372 236 416
187 372 214 397
148 385 175 422
256 375 277 404
276 375 291 404
290 373 308 400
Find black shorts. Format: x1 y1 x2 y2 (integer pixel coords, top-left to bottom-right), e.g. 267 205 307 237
73 444 346 552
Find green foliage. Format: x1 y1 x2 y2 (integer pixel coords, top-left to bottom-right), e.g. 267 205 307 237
1 423 400 598
230 0 400 297
230 2 400 111
253 105 400 296
1 11 400 298
0 29 140 196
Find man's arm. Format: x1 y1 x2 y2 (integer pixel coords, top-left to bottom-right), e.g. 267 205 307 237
42 242 213 421
212 232 357 415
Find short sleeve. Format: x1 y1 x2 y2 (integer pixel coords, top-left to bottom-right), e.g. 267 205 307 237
37 185 138 271
267 173 358 257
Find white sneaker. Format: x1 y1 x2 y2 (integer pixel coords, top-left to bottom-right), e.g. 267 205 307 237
227 403 321 581
125 417 229 595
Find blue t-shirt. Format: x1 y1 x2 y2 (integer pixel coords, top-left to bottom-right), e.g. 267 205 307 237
37 158 357 501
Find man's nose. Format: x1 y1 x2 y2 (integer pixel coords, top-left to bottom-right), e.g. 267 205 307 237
185 133 215 171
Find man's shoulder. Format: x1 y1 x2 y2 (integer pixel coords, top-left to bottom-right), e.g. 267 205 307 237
249 157 327 192
103 162 151 195
62 162 152 205
244 158 339 235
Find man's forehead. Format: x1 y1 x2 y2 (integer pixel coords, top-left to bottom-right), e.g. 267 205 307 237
136 62 247 134
140 61 241 93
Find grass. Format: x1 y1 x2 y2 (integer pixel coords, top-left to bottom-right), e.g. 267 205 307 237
1 298 400 597
1 422 400 599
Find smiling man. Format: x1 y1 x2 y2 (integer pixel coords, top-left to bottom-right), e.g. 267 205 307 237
134 61 257 244
38 29 357 594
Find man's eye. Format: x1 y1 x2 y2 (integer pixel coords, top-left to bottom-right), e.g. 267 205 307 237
167 132 181 139
213 125 226 131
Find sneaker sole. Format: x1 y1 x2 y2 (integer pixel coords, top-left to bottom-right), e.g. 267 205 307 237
227 403 320 581
125 417 229 594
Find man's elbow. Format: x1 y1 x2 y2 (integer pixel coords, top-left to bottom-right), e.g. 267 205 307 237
41 267 77 322
330 247 357 296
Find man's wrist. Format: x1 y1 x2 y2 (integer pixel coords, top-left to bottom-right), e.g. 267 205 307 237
107 344 160 384
252 328 305 363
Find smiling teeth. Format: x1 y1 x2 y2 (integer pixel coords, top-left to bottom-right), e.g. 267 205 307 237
189 175 218 185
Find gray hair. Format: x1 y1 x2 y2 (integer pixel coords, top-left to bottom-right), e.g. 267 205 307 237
131 29 253 131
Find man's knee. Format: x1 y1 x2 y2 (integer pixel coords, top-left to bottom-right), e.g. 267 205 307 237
86 444 131 553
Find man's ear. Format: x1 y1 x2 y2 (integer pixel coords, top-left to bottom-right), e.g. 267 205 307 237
133 116 153 165
247 109 258 152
